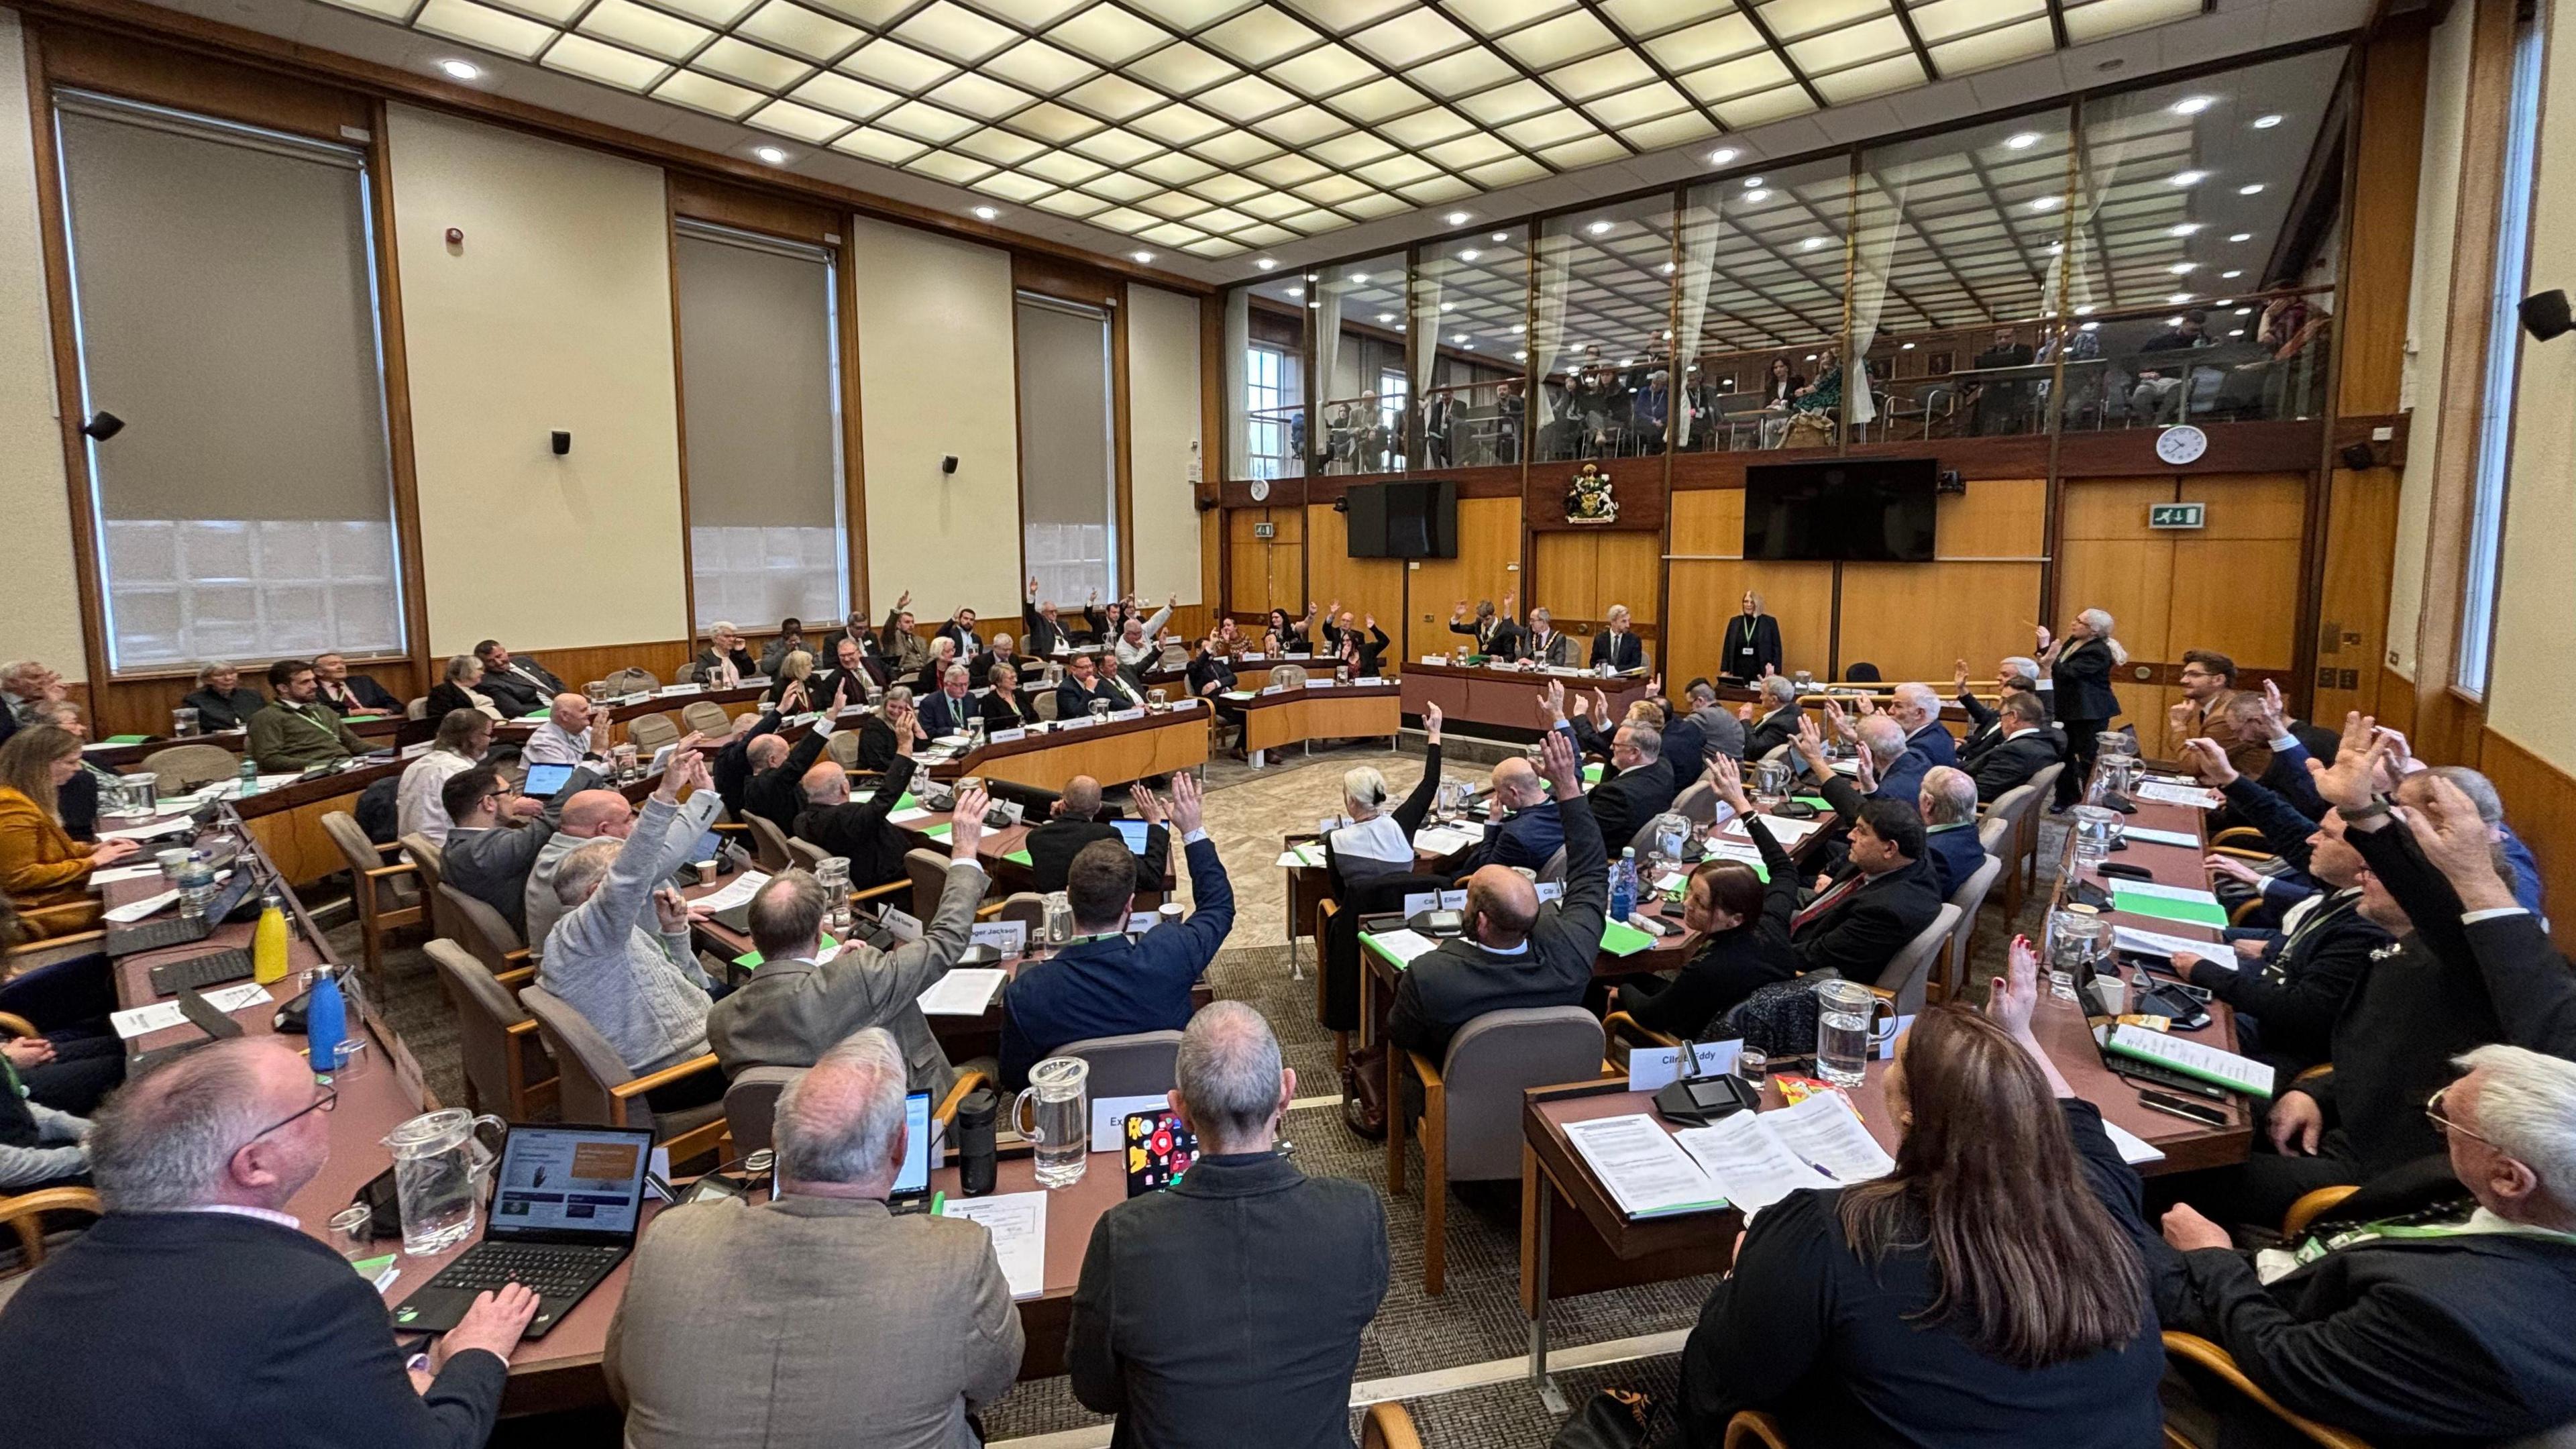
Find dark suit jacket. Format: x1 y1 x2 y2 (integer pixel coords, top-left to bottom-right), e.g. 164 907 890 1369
2050 638 2121 723
1520 629 1577 667
1185 654 1235 697
180 686 269 733
979 690 1032 731
918 689 978 739
479 659 564 716
1069 1152 1388 1449
1055 676 1129 720
1461 800 1562 874
1760 817 1943 987
1388 788 1608 1061
792 754 919 890
318 675 398 714
2186 889 2381 1076
1448 616 1521 659
1590 629 1648 672
2155 1169 2576 1449
1902 722 1957 769
1718 613 1782 682
743 723 834 838
712 708 783 818
1022 603 1078 657
1970 730 2060 802
441 768 590 935
1024 815 1170 896
999 835 1233 1087
1589 756 1678 855
0 1211 509 1449
1743 707 1802 762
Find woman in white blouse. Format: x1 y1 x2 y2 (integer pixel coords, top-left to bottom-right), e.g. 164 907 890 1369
1324 705 1445 889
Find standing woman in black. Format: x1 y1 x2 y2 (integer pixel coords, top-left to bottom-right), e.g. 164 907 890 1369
1718 590 1784 684
1675 939 2163 1448
2039 607 2125 810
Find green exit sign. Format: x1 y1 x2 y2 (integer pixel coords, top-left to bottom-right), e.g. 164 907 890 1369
2149 502 2206 529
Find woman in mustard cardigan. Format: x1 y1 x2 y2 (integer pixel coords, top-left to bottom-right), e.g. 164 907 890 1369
0 725 141 936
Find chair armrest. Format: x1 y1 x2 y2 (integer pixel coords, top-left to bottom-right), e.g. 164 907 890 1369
708 822 748 835
2208 846 2274 861
2282 1185 2361 1239
1361 1403 1424 1449
609 1053 723 1103
2292 1063 2332 1085
1405 1050 1442 1090
1 1183 105 1260
0 1012 37 1038
495 965 535 990
362 862 416 881
2159 1332 2375 1449
373 839 407 857
504 1018 540 1040
850 879 908 902
974 899 1006 918
1601 1010 1680 1052
1724 1411 1790 1449
935 1069 990 1130
2209 827 2265 848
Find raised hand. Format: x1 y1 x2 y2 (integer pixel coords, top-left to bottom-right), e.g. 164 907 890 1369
1450 600 1468 622
2180 737 2237 788
1424 702 1443 745
2304 712 2381 812
1709 753 1750 814
1987 934 2041 1039
1794 714 1829 768
1127 782 1167 826
2255 678 2289 740
1536 678 1567 724
1953 658 1970 694
949 784 989 858
1168 770 1204 835
2167 700 2196 739
2398 773 2517 910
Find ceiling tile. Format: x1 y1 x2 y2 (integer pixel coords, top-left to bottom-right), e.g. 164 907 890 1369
1927 16 2054 74
1126 41 1240 92
1811 51 1923 103
972 170 1058 199
1499 9 1617 67
1089 204 1161 231
1137 219 1210 245
838 38 957 89
1500 109 1593 148
735 1 863 60
803 0 907 21
1048 6 1177 63
1061 72 1165 118
877 97 983 140
1643 12 1759 70
1676 49 1792 103
1131 150 1220 182
1354 152 1437 186
1456 77 1552 124
1616 109 1717 149
1444 0 1573 36
1195 74 1299 121
1349 9 1471 66
1033 188 1112 215
1265 42 1380 97
1181 235 1248 256
1189 172 1265 201
1005 100 1110 139
1124 0 1253 28
1328 75 1426 121
1788 13 1908 70
2061 0 2197 42
695 36 812 88
649 0 759 23
1071 127 1164 163
1465 154 1548 186
955 125 1049 162
1584 78 1687 126
1277 208 1351 235
1294 172 1371 203
907 148 999 181
1191 204 1256 229
1081 170 1161 199
1234 189 1309 217
1138 189 1214 218
415 0 559 47
1020 148 1112 181
1546 49 1653 100
1340 189 1410 217
1421 131 1511 167
983 40 1101 90
539 33 669 89
894 1 1022 62
1233 221 1295 243
1254 104 1347 146
1189 129 1281 164
928 70 1038 117
579 0 712 60
653 67 769 115
1756 0 1887 43
1395 173 1477 203
1375 103 1473 146
1201 6 1322 64
1404 46 1516 97
1309 130 1395 166
1129 103 1230 143
962 0 1089 27
1278 0 1413 31
832 125 929 162
1906 0 2047 43
1538 133 1625 168
1247 152 1329 185
499 0 586 25
1602 0 1735 35
1711 81 1815 126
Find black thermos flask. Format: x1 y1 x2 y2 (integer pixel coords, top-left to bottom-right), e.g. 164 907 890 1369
956 1088 998 1197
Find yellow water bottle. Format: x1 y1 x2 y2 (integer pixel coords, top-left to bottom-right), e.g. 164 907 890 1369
252 890 290 985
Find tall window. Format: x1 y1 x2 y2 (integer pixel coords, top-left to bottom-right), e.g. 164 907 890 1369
674 221 848 634
2458 9 2544 696
1376 368 1409 443
1244 343 1294 479
1016 293 1118 606
54 91 404 672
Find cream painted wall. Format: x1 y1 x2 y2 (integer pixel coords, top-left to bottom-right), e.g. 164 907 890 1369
387 105 687 655
850 217 1022 619
0 11 87 682
1126 283 1203 607
2384 0 2476 680
2482 0 2576 768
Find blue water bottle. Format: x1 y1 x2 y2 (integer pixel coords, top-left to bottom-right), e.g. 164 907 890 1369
1609 847 1638 921
306 967 345 1075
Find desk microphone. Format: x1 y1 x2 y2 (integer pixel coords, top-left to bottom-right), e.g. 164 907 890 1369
955 1089 998 1197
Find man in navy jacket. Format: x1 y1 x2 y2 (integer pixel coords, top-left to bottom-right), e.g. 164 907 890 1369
0 1037 538 1448
1000 771 1232 1088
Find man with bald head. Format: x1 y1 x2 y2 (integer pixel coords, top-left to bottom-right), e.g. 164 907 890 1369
521 692 598 767
0 1038 539 1446
729 672 853 837
1886 680 1957 768
1387 722 1604 1061
1458 751 1562 873
1587 710 1679 853
1024 773 1170 895
793 707 922 892
524 783 661 959
606 1028 1024 1445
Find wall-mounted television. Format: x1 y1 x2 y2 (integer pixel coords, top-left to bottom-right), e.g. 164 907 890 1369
1344 480 1458 559
1741 458 1939 563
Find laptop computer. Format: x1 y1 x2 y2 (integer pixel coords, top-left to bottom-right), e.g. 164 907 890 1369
519 761 576 799
1112 818 1152 854
391 1124 655 1340
106 865 260 959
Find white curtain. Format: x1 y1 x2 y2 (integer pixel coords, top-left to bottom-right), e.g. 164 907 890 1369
1410 257 1444 423
1843 160 1918 428
2064 121 2144 322
1670 198 1727 449
1223 290 1250 480
1531 235 1574 433
1314 272 1346 432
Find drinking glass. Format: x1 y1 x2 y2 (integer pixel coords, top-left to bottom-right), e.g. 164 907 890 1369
171 707 200 737
328 1203 378 1261
1813 978 1894 1088
2047 904 2110 1002
815 857 852 937
1042 890 1075 945
1012 1056 1091 1188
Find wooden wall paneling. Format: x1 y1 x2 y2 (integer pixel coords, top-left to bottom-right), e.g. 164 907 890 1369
366 97 431 694
2053 478 2181 662
1937 478 2048 557
1836 563 2043 685
1303 504 1398 645
2337 25 2432 419
1666 560 1835 688
1226 506 1303 620
1403 495 1521 661
35 21 370 140
2477 729 2576 921
1595 532 1663 627
667 172 838 241
1532 531 1598 626
1668 487 1739 557
2167 472 2310 671
530 639 697 695
1012 253 1120 309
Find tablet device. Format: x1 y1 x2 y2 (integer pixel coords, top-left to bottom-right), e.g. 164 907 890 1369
1112 818 1152 854
521 761 576 798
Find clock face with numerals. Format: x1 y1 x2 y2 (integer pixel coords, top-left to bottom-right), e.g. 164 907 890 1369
2156 424 2209 466
1248 478 1271 502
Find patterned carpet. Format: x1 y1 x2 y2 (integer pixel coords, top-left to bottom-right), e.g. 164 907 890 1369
342 751 2070 1448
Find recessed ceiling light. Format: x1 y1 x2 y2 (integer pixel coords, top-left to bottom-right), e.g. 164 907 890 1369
2253 113 2283 129
1511 323 1525 333
1513 350 1528 360
1255 258 1277 270
2238 183 2265 196
2229 232 2252 242
753 146 788 164
2004 131 2041 150
1659 261 1675 274
1460 342 1474 351
1444 211 1472 226
1308 301 1320 309
1350 272 1368 284
1451 335 1466 345
2235 307 2254 316
1439 302 1455 312
1742 175 1764 189
1491 231 1507 241
2074 304 2096 315
2080 321 2100 331
1585 220 1612 235
2171 95 2216 115
2167 292 2194 304
1133 250 1154 264
1458 249 1481 262
2229 329 2246 337
1900 341 1915 350
2222 270 2244 279
1286 286 1304 298
2029 195 2062 211
437 58 481 80
2170 223 2202 236
1708 147 1739 166
1801 236 1825 250
2169 170 2208 186
971 205 999 221
1743 189 1769 203
1376 313 1395 323
2170 262 2197 274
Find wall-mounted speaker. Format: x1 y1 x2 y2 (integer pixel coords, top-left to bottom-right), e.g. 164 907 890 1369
2520 289 2571 341
550 431 572 456
2339 442 2378 470
941 455 959 475
80 411 124 441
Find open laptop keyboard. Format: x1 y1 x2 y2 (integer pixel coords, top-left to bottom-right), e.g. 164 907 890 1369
146 949 254 998
108 916 211 957
427 1241 625 1299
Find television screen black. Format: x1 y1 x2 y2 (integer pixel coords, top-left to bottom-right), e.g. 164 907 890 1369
1741 458 1938 562
1344 480 1457 559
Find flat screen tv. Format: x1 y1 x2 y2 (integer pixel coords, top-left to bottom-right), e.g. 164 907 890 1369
1344 480 1458 559
1741 458 1938 563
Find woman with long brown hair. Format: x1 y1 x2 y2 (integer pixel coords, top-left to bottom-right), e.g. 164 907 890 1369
1676 937 2162 1447
0 725 142 936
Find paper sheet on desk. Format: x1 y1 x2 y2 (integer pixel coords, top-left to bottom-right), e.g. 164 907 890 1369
2104 1120 2166 1166
97 816 196 843
1089 1094 1167 1152
2123 826 2200 848
1562 1114 1727 1218
89 864 166 887
2134 781 2224 808
103 890 181 923
1413 826 1482 856
1275 843 1326 870
2114 924 2224 963
887 807 937 826
1763 1091 1895 1184
1725 814 1825 847
1364 928 1438 967
111 981 271 1038
916 967 1007 1016
694 871 771 914
939 1192 1046 1298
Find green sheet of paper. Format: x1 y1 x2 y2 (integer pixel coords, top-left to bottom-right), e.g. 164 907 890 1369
1004 848 1033 865
519 710 549 720
1791 794 1832 810
1582 762 1605 784
349 1252 396 1279
2110 889 2229 928
734 932 839 969
920 823 952 841
1599 919 1658 957
105 734 146 745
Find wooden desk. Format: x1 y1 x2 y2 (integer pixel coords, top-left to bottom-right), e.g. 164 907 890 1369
1517 987 2252 1404
95 759 412 890
928 1150 1128 1379
1401 660 1655 739
932 704 1211 792
1228 682 1403 765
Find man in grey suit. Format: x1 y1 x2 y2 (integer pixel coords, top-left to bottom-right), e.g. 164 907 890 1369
1069 1003 1388 1448
707 785 994 1099
604 1028 1023 1448
1684 678 1748 761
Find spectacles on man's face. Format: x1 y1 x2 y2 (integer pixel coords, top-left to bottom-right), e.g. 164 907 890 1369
252 1084 338 1142
2426 1085 2490 1145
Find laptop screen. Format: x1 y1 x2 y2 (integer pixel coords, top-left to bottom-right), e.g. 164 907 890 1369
488 1126 652 1239
896 1090 932 1198
520 761 575 799
1112 818 1151 854
200 866 259 924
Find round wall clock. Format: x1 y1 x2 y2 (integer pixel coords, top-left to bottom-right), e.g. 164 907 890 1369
1248 478 1271 501
2156 424 2208 466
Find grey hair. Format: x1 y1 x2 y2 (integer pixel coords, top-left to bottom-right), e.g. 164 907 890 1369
2002 655 2039 680
1921 765 1979 826
944 664 971 687
0 659 36 688
774 1028 909 1187
1761 674 1799 707
1606 603 1631 622
1893 682 1940 717
1617 722 1662 761
2078 608 2130 665
882 685 914 709
2455 1044 2576 1203
553 836 622 906
1175 1002 1284 1146
89 1039 275 1212
712 620 739 637
749 869 828 962
444 653 480 686
2421 765 2506 824
1529 607 1552 627
1344 765 1390 814
194 659 236 688
1858 715 1906 767
931 637 957 658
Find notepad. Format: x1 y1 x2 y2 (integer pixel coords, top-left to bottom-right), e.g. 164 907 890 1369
2135 780 2224 808
1562 1114 1730 1219
1701 841 1772 881
1275 843 1326 870
2113 924 2222 963
1362 928 1438 968
103 890 181 924
2104 1120 2167 1165
887 806 937 826
97 816 196 843
1727 814 1825 847
1599 919 1658 957
1413 826 1481 857
1582 763 1605 785
916 968 1008 1016
695 871 771 914
2123 826 2201 848
938 1192 1046 1298
111 981 270 1038
2102 1022 2275 1097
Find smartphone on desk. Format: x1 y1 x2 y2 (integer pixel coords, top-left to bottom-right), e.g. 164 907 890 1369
2138 1089 2231 1128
